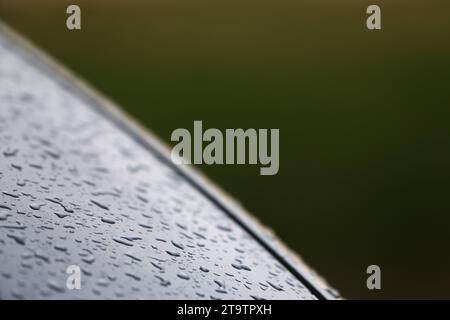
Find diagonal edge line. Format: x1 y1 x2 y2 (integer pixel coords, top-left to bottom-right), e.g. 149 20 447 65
0 22 339 300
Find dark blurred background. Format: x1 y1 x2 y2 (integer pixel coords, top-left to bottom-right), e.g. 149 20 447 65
1 0 449 299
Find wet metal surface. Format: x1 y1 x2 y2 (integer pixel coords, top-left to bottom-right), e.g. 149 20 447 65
0 29 330 299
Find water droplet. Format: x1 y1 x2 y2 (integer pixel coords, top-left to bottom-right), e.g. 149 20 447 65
54 244 67 252
0 212 9 221
165 250 180 257
46 198 74 213
112 237 133 247
7 234 26 245
46 280 64 293
199 266 209 273
171 240 184 250
53 212 69 219
34 251 50 263
267 281 283 291
101 217 115 224
231 263 252 271
125 272 141 281
155 275 171 287
217 224 232 232
2 192 19 198
90 200 109 211
151 262 164 271
3 149 18 157
138 223 152 229
82 255 96 264
30 203 46 211
177 273 190 280
125 252 142 262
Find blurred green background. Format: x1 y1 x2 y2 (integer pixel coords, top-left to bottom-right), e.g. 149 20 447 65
1 0 449 299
